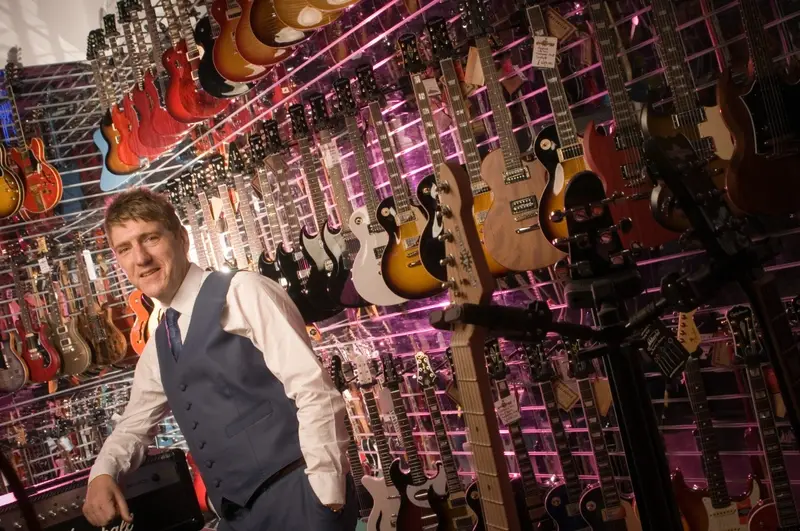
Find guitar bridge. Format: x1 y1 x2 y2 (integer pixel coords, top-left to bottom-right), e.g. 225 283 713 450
672 107 707 129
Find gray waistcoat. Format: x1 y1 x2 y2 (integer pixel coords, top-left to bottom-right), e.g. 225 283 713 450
155 272 303 509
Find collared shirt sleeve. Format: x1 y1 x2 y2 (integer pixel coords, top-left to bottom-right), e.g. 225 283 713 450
223 272 350 506
88 341 171 483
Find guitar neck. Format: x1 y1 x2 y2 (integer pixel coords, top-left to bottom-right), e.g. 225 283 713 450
421 385 464 495
649 0 700 115
120 19 144 89
88 60 111 112
216 183 248 270
475 37 524 173
539 380 584 503
256 167 284 253
745 360 800 526
345 116 381 223
361 388 396 487
45 275 68 328
197 191 227 269
130 12 152 82
184 202 210 269
175 0 202 87
342 408 373 516
10 266 35 335
683 357 730 507
738 0 778 81
142 0 165 69
267 155 303 250
105 32 129 94
318 129 354 231
297 138 329 234
388 385 428 485
161 0 182 48
366 102 412 219
233 173 266 259
439 58 487 193
408 73 446 177
577 378 622 511
6 85 28 153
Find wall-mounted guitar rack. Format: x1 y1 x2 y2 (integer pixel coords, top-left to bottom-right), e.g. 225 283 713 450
0 0 799 505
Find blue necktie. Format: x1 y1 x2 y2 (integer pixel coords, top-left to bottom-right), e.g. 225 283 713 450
165 308 182 361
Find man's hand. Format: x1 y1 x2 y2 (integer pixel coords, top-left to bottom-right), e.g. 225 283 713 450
83 475 133 526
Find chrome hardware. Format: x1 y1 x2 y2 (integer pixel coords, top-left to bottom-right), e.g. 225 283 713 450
440 205 452 216
437 230 454 242
439 256 455 267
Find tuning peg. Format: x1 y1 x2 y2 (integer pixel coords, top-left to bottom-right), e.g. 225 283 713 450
439 255 455 267
440 205 452 217
553 259 570 280
570 260 594 277
437 230 454 242
552 233 589 249
441 279 457 291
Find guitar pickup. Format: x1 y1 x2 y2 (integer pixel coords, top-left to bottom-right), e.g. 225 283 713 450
557 143 584 162
186 50 201 62
225 6 242 18
373 245 386 259
503 168 529 185
510 195 540 222
602 506 626 521
671 108 707 129
403 236 419 249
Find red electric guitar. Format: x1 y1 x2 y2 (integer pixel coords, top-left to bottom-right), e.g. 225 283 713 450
4 56 63 214
128 289 153 356
163 0 228 123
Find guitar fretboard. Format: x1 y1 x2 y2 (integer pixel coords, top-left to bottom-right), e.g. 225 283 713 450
129 11 151 88
540 380 583 504
409 73 446 181
161 0 182 48
345 116 381 226
387 385 428 485
577 378 622 511
197 191 226 269
297 137 329 234
256 167 284 254
233 174 265 259
421 385 464 496
10 265 36 336
267 155 303 250
341 405 372 517
367 102 412 221
184 204 210 270
142 0 165 70
217 183 248 270
119 15 144 90
175 0 202 88
318 129 354 232
361 388 396 487
103 28 128 99
88 59 111 112
683 357 730 508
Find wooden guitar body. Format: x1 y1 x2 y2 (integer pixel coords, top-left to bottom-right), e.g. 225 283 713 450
54 318 92 375
0 147 24 219
14 319 62 382
747 500 784 531
299 227 341 313
169 40 230 120
10 138 63 214
671 470 761 531
275 244 337 324
361 475 404 531
194 16 253 99
257 251 283 282
416 173 447 281
544 483 591 531
236 0 294 63
322 223 366 308
95 129 137 192
211 0 274 83
426 486 477 531
471 188 510 277
108 105 142 167
121 94 161 160
717 70 800 215
579 486 641 531
465 481 485 531
582 122 678 249
102 305 129 363
0 332 29 393
480 148 565 271
249 0 313 48
388 462 434 529
131 84 182 150
163 45 203 124
128 289 153 356
98 110 141 172
143 70 191 137
348 206 408 307
376 197 442 300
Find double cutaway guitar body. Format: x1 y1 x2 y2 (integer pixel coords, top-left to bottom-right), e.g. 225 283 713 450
321 224 366 308
415 173 446 281
257 251 283 283
375 197 442 300
579 486 641 531
54 318 93 375
671 470 761 531
717 70 800 215
164 41 228 123
14 323 61 383
299 228 341 312
481 148 565 272
143 70 191 137
582 122 678 250
275 244 339 324
0 333 28 393
194 16 252 99
10 139 62 214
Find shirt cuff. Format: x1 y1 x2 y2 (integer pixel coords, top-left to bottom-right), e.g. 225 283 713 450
307 472 347 506
88 461 120 484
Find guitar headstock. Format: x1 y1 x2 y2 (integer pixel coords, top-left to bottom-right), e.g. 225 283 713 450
353 354 376 389
426 17 455 61
103 14 119 38
444 346 457 383
460 0 491 39
523 342 554 383
208 153 226 185
126 0 143 13
4 55 22 88
308 92 335 132
677 311 702 354
228 143 246 175
380 352 401 388
333 77 358 116
565 339 592 380
328 354 347 394
415 352 437 388
288 103 311 141
189 162 207 194
727 306 762 362
249 131 267 161
262 119 284 155
166 175 185 210
355 64 382 104
86 32 98 61
117 2 130 24
397 34 425 74
484 339 507 381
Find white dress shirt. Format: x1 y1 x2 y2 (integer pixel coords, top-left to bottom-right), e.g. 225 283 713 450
89 263 350 505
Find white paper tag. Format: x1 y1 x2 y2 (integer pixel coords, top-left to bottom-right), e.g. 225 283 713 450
532 36 558 69
422 77 441 97
82 250 98 281
495 393 522 425
58 436 74 452
320 142 341 170
38 257 51 274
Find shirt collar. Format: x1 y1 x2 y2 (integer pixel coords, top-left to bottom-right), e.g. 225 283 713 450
160 263 204 316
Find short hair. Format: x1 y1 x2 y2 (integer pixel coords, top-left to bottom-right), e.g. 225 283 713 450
104 187 183 245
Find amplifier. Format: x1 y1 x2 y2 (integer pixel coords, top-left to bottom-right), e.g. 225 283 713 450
0 449 204 531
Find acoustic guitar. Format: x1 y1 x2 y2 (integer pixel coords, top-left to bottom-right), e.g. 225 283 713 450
717 0 800 216
0 142 24 220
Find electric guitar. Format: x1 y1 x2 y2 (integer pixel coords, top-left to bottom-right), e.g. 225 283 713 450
353 353 407 531
380 352 444 524
331 77 407 307
397 33 449 282
523 343 591 531
270 0 340 32
248 131 285 282
414 352 478 530
0 324 28 393
308 92 366 308
717 0 800 215
234 0 296 65
168 171 211 270
128 289 153 356
7 243 62 382
425 17 509 277
192 0 252 98
726 306 800 531
210 0 280 82
248 0 313 48
460 0 563 272
672 311 762 531
209 151 250 271
232 145 267 271
356 64 442 300
196 161 232 270
581 0 678 249
4 58 63 214
484 340 551 528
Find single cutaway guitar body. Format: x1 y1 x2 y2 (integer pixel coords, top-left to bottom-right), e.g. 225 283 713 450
671 470 760 531
121 94 162 159
163 42 227 123
211 0 281 82
579 486 640 531
0 332 29 393
236 0 296 64
143 70 191 137
376 197 442 300
544 483 592 531
10 139 63 214
582 122 678 250
415 173 446 281
0 146 24 220
249 0 313 48
194 16 252 99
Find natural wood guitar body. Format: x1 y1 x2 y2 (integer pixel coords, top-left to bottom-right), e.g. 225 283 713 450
480 150 565 272
672 470 761 531
211 0 274 83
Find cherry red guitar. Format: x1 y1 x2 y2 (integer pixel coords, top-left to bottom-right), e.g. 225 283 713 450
128 289 153 356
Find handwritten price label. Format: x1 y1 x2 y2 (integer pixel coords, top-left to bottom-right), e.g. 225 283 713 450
495 394 522 425
532 36 558 69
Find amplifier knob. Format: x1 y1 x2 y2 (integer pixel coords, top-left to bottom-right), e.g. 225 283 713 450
13 521 22 529
37 515 45 521
70 503 80 510
48 511 57 517
59 506 69 513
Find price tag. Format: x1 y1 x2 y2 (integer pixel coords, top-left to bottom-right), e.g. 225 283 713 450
82 250 98 281
554 378 579 411
320 143 341 170
38 257 51 274
545 7 577 40
495 393 522 425
58 436 74 452
592 378 613 417
464 47 484 87
422 78 441 97
378 387 401 434
532 36 558 69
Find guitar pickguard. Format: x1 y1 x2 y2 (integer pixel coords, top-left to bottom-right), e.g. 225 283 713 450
740 79 800 156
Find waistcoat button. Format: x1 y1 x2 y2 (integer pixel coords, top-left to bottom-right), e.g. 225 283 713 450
186 403 192 411
192 421 198 430
199 441 206 449
214 480 221 488
180 384 187 391
206 460 214 468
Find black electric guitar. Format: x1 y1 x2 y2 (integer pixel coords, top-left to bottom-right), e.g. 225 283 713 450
193 0 251 98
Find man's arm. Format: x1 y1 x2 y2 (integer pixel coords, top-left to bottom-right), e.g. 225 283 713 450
89 343 171 482
224 272 350 506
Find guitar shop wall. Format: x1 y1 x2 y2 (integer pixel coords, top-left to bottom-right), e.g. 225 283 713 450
0 0 797 526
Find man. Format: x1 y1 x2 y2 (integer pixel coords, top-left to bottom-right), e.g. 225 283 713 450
83 188 357 531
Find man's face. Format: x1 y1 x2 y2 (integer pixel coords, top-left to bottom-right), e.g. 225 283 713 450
109 219 190 303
